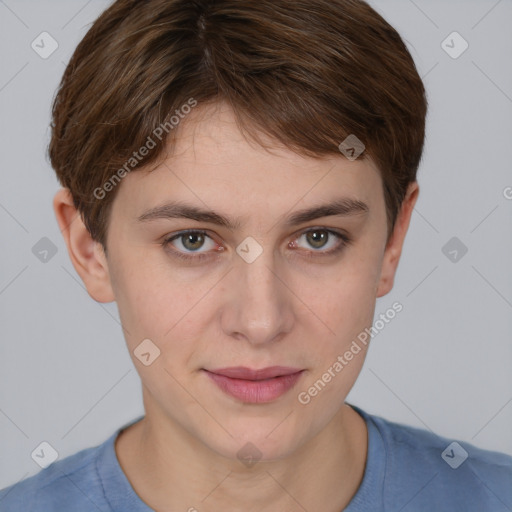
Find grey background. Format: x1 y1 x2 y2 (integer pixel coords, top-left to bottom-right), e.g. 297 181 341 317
1 0 511 490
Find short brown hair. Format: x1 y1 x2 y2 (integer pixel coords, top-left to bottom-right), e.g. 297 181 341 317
49 0 427 252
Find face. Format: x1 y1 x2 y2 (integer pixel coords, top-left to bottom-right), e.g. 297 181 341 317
68 101 415 461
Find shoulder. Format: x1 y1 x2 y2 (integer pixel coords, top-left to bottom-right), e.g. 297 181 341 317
365 409 512 511
0 436 112 512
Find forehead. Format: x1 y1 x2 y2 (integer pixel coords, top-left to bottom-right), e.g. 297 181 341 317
111 102 384 221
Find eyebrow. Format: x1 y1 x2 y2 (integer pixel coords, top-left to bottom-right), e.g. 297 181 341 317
136 197 369 230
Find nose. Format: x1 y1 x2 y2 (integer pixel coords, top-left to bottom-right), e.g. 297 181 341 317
220 248 295 347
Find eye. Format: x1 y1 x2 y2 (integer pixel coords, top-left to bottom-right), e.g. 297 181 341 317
291 228 351 258
162 227 351 262
162 230 222 261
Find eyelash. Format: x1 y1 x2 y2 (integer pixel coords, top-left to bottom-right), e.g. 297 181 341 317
161 228 352 263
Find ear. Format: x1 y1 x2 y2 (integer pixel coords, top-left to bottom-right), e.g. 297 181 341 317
53 188 115 303
376 182 419 298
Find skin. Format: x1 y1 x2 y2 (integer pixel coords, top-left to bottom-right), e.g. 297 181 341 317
53 101 419 512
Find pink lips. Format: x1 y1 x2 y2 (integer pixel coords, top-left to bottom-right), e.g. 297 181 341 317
204 366 304 403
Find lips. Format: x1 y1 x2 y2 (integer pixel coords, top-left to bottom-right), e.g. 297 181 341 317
207 366 302 380
204 366 304 403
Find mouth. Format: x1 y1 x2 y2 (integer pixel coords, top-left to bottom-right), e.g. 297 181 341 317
203 366 305 403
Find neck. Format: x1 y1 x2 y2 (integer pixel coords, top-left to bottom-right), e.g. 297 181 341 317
115 402 367 512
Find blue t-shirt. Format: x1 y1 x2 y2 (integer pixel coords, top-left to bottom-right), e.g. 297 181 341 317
1 405 511 511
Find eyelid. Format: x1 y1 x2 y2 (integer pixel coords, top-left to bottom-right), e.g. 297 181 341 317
162 229 221 261
162 227 351 261
289 227 351 259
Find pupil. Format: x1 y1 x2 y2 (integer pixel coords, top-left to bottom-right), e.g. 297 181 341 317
309 231 327 248
184 233 203 251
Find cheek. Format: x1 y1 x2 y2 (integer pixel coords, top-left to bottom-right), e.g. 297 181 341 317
111 255 211 375
294 261 378 412
110 228 383 354
107 250 174 344
305 252 381 339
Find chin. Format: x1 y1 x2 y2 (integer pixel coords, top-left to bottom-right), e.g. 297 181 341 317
197 419 306 464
